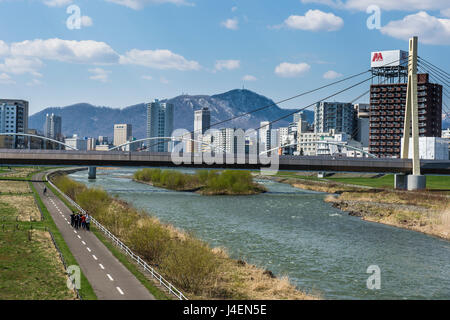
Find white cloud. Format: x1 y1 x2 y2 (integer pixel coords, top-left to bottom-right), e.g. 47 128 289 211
160 76 169 84
81 16 93 27
89 68 111 82
0 40 9 56
120 49 200 70
242 75 257 81
105 0 193 10
27 79 43 86
11 38 120 64
141 75 153 80
323 70 343 79
275 62 310 78
43 0 73 7
381 11 450 45
283 10 343 31
442 8 450 18
215 60 240 71
0 57 43 77
221 18 239 30
301 0 450 11
0 73 15 85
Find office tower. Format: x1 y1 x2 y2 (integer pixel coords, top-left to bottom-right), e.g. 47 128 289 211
147 99 174 152
0 99 29 148
259 121 271 153
193 107 211 152
369 73 442 158
114 124 132 148
44 113 62 141
293 111 307 124
314 102 355 135
353 103 370 147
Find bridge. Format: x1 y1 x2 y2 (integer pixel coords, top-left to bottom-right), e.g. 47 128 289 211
1 149 449 175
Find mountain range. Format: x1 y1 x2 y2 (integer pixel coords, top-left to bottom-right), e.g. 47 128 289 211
29 89 315 139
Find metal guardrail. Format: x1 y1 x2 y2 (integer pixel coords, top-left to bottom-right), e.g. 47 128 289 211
46 172 188 300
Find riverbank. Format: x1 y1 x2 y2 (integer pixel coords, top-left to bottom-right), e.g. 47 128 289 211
258 174 450 241
52 173 317 300
134 169 267 196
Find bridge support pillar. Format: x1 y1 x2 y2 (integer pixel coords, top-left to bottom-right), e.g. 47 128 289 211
407 175 426 191
88 166 97 180
394 174 407 190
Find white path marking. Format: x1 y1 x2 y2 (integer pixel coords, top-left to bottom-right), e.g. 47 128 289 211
116 287 124 295
77 235 81 239
92 255 98 260
107 274 114 281
87 247 91 252
74 230 77 234
82 241 86 245
99 264 105 270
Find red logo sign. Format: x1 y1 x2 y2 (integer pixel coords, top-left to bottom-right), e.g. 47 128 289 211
372 52 383 62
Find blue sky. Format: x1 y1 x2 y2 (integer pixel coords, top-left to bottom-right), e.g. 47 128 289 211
0 0 449 116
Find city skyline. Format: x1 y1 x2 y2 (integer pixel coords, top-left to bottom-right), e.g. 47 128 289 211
0 0 449 115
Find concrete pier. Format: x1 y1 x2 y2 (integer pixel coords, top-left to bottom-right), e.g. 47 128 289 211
88 166 97 179
407 175 426 191
394 174 408 190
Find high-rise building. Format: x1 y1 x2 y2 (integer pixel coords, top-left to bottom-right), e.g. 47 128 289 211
293 111 307 124
368 49 442 158
259 121 271 153
354 103 370 147
0 99 29 148
147 99 174 152
114 124 132 149
314 102 355 135
369 73 442 158
44 113 62 141
193 107 211 152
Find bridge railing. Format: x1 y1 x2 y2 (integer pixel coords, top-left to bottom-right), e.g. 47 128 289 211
45 171 188 301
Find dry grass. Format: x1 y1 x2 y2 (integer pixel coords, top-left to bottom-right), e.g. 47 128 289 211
0 180 31 194
0 194 41 221
1 167 37 178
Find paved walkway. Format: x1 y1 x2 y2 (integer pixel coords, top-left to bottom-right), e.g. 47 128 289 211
32 171 155 300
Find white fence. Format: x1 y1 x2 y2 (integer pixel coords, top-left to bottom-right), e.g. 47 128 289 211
46 171 188 300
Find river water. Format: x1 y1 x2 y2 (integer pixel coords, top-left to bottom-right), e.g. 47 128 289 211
69 168 450 300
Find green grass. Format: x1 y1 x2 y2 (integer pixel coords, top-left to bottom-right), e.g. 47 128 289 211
275 172 450 191
0 229 74 300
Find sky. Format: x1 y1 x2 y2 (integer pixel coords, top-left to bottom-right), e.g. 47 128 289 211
0 0 449 116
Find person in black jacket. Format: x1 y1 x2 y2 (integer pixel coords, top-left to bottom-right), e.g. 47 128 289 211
70 212 75 227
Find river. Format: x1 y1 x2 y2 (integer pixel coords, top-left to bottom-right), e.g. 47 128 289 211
69 168 450 300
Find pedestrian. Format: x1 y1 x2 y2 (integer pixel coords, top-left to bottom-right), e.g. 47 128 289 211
85 213 91 231
74 213 79 229
81 214 86 230
70 212 75 227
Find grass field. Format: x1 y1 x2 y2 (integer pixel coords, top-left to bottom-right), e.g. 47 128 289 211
0 229 75 300
0 166 97 300
275 172 450 191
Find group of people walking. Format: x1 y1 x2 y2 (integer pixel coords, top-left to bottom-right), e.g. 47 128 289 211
70 212 91 231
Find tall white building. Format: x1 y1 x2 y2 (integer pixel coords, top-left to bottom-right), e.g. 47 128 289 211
259 121 271 153
64 135 87 151
44 113 62 141
0 99 29 148
194 107 211 152
147 99 174 152
314 102 355 135
114 124 132 149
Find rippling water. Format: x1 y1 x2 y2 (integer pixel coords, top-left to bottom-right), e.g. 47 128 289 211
69 168 450 299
